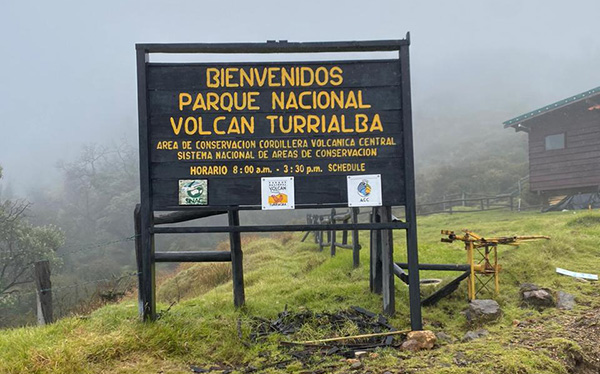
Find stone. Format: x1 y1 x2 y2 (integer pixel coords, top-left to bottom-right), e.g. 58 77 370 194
368 353 379 359
557 291 575 310
350 361 363 370
465 299 502 324
401 330 437 351
435 331 453 343
521 286 556 309
462 329 488 342
354 351 368 358
346 359 360 364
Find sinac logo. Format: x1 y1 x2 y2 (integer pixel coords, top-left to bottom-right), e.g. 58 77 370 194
183 181 204 198
357 179 371 197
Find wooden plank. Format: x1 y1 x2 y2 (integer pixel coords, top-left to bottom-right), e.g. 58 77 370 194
137 39 408 54
150 173 406 210
154 251 231 262
34 261 53 325
147 60 402 90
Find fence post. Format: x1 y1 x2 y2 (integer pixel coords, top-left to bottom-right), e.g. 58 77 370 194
342 210 349 245
34 260 53 325
480 199 484 211
352 208 360 268
510 196 514 211
318 216 324 252
330 208 336 257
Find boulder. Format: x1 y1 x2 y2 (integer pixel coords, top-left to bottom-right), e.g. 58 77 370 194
400 330 437 351
520 284 555 309
435 331 454 344
462 329 489 342
465 299 502 324
557 291 575 310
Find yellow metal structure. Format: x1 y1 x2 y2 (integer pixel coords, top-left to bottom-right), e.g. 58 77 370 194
441 230 550 300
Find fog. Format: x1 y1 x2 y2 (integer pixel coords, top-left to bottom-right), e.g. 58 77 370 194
1 0 599 192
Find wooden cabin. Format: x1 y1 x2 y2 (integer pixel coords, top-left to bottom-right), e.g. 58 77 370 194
504 87 600 202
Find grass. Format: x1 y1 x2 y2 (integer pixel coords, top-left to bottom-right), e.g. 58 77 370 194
0 210 599 373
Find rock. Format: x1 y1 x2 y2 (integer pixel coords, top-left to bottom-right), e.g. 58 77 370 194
435 331 453 343
465 299 502 324
346 359 360 364
521 286 556 309
400 339 420 351
462 329 488 342
453 352 468 366
354 351 368 358
368 353 379 359
401 330 437 351
557 291 575 310
350 361 363 370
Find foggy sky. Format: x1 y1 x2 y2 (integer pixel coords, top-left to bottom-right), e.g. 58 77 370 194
1 0 599 192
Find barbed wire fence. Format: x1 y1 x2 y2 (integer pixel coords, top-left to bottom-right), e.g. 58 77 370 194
0 234 140 328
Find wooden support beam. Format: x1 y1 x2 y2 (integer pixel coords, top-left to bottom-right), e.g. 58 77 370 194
352 208 360 268
155 251 231 262
380 206 395 316
370 208 382 294
330 208 336 257
34 260 52 325
228 210 245 308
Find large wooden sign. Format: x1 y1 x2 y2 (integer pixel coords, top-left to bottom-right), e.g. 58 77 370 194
144 59 405 210
136 39 422 331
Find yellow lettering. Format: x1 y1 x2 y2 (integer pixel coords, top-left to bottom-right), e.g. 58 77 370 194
213 116 226 135
226 68 239 87
358 90 371 109
179 93 192 111
184 117 198 135
170 117 183 135
345 91 358 109
329 66 343 86
268 67 281 87
272 92 285 110
206 68 220 88
355 114 369 133
192 93 206 111
370 114 383 132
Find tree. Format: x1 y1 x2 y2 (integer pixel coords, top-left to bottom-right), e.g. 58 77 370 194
0 167 64 303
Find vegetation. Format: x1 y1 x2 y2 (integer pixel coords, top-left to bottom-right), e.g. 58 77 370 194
0 209 599 373
0 167 65 326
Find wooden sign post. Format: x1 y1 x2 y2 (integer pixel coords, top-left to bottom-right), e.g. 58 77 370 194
135 37 422 330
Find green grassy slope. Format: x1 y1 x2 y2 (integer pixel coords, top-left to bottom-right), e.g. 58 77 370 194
0 210 599 373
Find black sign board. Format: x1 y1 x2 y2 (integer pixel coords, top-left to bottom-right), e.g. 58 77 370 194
135 39 422 331
144 58 405 210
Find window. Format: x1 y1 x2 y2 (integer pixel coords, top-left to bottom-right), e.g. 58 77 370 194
545 133 565 150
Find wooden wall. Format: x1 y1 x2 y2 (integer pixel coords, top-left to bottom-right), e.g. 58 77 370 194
527 99 600 193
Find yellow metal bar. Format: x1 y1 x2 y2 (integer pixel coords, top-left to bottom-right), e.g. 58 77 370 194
494 246 499 295
467 241 475 300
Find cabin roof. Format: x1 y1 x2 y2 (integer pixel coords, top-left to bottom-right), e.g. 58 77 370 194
503 86 600 129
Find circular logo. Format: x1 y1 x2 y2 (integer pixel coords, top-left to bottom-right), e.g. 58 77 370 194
184 181 204 198
357 180 371 197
